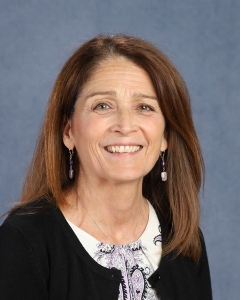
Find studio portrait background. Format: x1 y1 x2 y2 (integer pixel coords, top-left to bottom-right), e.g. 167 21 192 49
0 0 239 298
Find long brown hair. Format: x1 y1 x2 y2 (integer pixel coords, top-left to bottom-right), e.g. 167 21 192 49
12 34 204 262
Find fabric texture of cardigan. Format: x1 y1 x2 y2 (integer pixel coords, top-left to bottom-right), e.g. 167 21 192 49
0 199 212 300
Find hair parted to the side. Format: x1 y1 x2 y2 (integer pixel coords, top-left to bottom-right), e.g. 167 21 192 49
12 34 204 262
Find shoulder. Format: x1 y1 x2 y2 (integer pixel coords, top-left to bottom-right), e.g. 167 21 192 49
0 198 67 273
1 198 58 244
0 199 57 299
149 228 212 300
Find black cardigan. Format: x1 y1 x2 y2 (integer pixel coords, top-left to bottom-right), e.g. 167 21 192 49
0 200 212 300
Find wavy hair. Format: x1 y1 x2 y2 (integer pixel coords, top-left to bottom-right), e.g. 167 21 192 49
12 34 204 262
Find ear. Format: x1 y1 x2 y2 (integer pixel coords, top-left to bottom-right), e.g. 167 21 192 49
63 120 75 150
160 135 168 152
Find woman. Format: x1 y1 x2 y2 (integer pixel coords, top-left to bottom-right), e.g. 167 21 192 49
0 34 212 299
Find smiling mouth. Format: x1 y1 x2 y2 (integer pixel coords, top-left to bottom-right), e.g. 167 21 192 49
106 145 142 153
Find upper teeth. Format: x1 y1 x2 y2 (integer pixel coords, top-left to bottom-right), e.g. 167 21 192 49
107 145 140 153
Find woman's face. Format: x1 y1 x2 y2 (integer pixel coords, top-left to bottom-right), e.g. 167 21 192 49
63 57 167 185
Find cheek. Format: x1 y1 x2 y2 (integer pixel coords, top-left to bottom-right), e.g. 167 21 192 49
148 118 165 138
72 117 105 148
148 122 166 151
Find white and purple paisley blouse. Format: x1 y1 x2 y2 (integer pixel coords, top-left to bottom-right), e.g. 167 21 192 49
67 202 162 300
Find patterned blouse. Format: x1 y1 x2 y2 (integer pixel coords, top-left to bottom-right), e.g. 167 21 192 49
67 202 162 300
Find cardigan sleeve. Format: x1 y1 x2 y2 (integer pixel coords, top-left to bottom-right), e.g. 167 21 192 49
0 223 48 300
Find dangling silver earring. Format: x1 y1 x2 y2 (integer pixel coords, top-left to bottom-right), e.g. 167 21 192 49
161 151 167 181
69 149 74 179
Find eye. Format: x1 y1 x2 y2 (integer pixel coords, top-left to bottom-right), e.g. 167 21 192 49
93 103 111 110
138 104 155 111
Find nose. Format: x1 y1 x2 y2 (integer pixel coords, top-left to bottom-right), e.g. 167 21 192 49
110 108 138 135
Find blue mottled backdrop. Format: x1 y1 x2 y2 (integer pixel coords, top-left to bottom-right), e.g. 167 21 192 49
0 0 239 298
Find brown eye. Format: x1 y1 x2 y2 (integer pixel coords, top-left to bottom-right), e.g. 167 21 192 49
138 104 154 111
94 103 110 110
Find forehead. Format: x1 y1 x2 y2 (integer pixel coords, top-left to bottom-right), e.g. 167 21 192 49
80 57 156 95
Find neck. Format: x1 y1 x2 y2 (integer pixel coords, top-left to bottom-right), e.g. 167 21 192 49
80 175 144 214
64 176 149 244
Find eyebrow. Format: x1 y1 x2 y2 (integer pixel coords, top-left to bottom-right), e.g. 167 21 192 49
84 91 158 101
132 93 158 100
84 91 116 100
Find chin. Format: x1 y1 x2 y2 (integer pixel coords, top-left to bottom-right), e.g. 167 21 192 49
105 172 146 184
